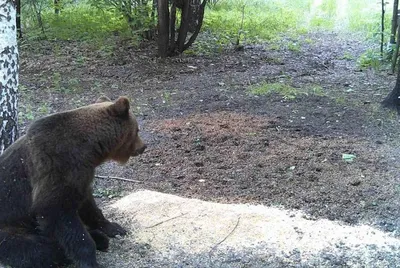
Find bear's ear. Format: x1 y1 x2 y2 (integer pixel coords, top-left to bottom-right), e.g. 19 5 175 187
109 96 130 116
96 96 112 103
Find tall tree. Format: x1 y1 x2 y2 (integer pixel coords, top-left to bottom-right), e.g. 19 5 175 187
0 0 19 154
16 0 21 38
383 61 400 112
157 0 207 57
391 0 399 44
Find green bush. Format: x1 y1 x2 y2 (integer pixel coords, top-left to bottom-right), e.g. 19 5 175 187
203 0 299 45
22 2 131 41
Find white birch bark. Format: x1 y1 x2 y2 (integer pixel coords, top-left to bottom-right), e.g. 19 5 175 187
0 0 19 154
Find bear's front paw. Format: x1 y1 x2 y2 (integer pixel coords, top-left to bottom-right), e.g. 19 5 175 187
99 221 127 237
89 229 110 252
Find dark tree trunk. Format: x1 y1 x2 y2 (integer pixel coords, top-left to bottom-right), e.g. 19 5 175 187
382 61 400 112
177 0 190 53
55 0 60 14
158 0 169 58
16 0 21 38
381 0 385 55
168 1 177 55
183 0 207 51
391 0 399 44
157 0 207 57
188 0 201 32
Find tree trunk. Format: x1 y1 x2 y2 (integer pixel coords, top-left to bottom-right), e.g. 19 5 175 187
168 1 177 55
381 0 385 56
55 0 60 14
383 49 400 111
177 0 190 53
188 0 201 32
183 0 207 51
158 0 169 58
16 0 22 38
0 1 19 154
391 0 399 44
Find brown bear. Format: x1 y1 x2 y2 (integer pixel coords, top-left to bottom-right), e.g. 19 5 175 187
0 96 146 268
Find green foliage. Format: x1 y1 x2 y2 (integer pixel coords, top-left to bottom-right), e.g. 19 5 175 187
50 72 83 93
287 42 301 52
340 52 354 60
20 0 392 60
88 0 155 37
250 82 303 100
357 48 383 70
22 2 131 41
203 0 299 46
249 82 325 100
93 187 122 199
18 103 50 122
203 0 390 46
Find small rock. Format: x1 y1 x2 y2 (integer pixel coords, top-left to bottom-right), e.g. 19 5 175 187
195 145 205 151
350 180 361 186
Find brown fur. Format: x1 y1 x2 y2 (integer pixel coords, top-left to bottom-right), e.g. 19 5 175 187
0 96 146 268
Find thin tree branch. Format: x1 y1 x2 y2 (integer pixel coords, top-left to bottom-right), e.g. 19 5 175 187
209 216 240 256
145 212 189 228
95 175 143 183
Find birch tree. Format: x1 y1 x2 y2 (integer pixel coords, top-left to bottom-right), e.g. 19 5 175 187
0 0 19 154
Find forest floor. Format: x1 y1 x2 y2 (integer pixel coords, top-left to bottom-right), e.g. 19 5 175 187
19 31 400 267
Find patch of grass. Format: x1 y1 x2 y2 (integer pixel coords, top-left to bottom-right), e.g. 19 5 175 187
357 49 383 70
339 52 354 60
249 82 326 101
334 95 348 105
309 85 325 96
19 102 50 122
93 188 122 199
309 16 334 29
203 0 300 46
287 42 301 52
194 0 390 57
23 3 132 42
50 72 82 93
161 91 172 105
52 72 62 92
250 82 302 100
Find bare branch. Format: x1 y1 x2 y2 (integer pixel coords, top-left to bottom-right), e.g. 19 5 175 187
209 216 241 256
145 212 189 229
95 175 143 183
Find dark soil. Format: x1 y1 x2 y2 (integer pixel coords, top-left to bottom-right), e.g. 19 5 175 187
19 32 400 236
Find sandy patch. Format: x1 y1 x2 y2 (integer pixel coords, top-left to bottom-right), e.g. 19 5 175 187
99 190 400 267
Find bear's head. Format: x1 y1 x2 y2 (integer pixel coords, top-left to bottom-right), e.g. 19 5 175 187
96 96 147 164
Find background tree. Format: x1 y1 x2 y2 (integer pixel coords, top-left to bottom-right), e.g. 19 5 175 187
0 0 19 154
390 0 399 44
16 0 21 38
157 0 207 57
382 59 400 111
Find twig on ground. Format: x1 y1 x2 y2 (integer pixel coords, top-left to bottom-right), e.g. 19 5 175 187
145 212 189 229
209 216 241 256
95 175 142 183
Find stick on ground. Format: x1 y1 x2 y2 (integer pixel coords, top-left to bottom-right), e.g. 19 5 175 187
95 175 143 183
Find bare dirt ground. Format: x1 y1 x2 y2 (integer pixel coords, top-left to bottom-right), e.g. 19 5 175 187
19 31 400 266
